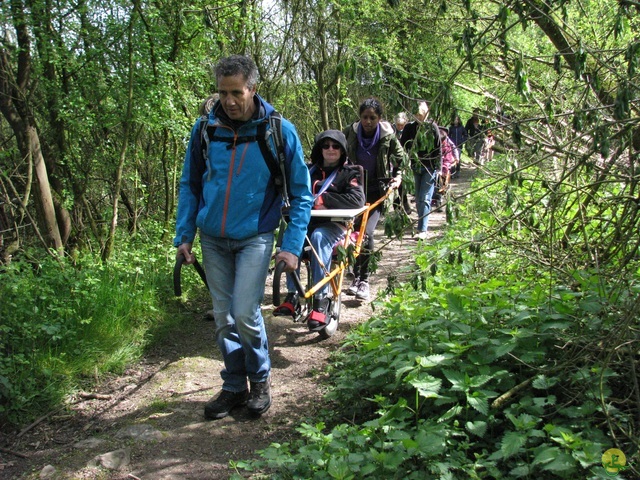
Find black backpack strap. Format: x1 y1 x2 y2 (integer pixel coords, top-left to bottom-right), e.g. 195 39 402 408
185 116 209 199
200 111 290 208
199 116 213 171
269 112 290 208
258 112 290 208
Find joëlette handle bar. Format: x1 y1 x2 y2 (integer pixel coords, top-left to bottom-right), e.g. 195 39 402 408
369 185 396 211
273 260 305 306
174 253 209 297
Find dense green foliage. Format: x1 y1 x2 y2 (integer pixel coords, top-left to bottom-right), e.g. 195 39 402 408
236 158 639 478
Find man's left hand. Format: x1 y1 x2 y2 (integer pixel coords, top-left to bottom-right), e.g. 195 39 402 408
275 251 299 272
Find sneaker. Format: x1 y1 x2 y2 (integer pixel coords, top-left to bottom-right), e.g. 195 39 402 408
415 231 428 240
273 292 299 317
247 379 271 415
355 281 370 301
204 389 248 420
346 278 360 296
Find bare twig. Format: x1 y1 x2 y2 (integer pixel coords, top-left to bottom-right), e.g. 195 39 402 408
77 392 113 401
16 406 66 439
491 378 534 410
0 446 28 458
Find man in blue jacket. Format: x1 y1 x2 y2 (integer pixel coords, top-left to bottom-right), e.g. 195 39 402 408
174 55 313 420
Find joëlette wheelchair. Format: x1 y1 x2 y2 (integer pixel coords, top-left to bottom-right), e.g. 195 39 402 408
272 187 394 339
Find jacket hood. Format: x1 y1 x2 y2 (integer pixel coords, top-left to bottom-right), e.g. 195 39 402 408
310 130 349 165
349 120 396 139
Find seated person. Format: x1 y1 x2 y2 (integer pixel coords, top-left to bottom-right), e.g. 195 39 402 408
274 130 365 329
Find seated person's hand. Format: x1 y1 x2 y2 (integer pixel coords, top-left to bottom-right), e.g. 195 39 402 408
275 250 299 272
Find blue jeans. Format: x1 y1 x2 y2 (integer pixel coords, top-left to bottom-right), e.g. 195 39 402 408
414 167 437 233
200 232 274 392
287 223 345 298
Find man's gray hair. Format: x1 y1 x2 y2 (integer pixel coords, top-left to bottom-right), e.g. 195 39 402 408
214 55 259 90
396 112 408 123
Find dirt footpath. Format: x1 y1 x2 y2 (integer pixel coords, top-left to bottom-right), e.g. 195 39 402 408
1 166 473 480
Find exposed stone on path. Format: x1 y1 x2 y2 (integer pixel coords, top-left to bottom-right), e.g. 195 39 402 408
38 464 56 478
73 437 107 449
87 448 131 470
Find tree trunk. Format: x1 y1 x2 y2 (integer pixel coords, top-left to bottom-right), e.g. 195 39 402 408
28 126 63 253
0 0 63 255
102 13 135 262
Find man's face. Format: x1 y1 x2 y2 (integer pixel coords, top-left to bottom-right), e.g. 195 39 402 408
218 74 256 122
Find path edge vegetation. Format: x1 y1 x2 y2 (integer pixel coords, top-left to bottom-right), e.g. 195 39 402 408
232 160 640 479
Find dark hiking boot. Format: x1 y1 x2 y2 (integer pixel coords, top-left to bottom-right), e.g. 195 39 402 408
247 379 271 415
204 389 248 420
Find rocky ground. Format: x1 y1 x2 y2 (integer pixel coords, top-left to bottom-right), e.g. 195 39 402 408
0 165 474 480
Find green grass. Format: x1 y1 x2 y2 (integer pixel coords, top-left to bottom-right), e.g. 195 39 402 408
0 225 204 427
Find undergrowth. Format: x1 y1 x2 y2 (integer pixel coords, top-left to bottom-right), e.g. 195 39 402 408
0 222 204 427
235 159 639 479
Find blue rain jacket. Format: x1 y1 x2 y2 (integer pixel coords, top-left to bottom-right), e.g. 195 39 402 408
174 95 312 256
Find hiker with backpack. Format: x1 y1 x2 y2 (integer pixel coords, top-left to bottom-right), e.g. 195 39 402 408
400 100 442 240
274 130 365 329
174 55 313 420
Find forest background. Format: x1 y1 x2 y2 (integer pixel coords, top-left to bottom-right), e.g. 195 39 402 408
1 0 639 478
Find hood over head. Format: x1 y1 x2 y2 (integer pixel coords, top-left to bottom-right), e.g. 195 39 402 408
310 130 349 165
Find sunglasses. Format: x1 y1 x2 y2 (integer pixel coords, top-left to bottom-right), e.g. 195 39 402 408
322 143 341 150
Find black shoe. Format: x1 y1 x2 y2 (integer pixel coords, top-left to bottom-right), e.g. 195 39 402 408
204 389 248 420
247 379 271 415
308 297 330 330
273 292 300 317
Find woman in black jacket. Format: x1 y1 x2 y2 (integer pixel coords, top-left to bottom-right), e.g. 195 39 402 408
274 130 365 329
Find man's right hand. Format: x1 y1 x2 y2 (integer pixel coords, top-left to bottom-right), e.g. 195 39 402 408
274 250 299 273
177 243 195 265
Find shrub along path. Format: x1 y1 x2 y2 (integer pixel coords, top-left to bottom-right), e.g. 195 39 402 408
3 165 474 479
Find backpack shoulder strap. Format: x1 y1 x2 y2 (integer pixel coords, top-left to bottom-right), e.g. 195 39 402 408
258 111 290 208
200 111 291 208
199 115 213 167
